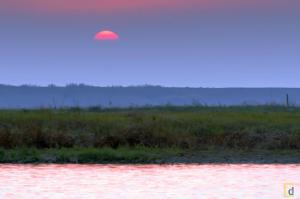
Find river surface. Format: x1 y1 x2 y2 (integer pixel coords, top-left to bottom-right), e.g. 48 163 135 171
0 164 299 199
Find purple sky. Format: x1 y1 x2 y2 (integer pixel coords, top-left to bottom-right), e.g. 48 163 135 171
1 0 300 87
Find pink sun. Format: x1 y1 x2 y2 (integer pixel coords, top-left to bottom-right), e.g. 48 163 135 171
94 30 119 41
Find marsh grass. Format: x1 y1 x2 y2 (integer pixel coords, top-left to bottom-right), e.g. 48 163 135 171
0 106 300 151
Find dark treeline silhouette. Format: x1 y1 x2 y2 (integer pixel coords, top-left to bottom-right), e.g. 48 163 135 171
0 84 299 108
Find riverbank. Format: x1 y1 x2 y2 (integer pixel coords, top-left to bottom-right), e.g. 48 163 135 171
1 148 300 164
0 106 300 163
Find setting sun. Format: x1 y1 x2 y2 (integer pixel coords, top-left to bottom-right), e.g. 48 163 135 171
94 30 119 41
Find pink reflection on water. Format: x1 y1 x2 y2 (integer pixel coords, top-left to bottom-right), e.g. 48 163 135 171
0 164 300 199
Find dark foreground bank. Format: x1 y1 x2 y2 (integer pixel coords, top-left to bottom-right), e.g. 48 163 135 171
1 148 300 164
0 106 300 163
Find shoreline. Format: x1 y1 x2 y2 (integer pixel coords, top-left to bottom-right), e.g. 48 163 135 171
1 148 300 164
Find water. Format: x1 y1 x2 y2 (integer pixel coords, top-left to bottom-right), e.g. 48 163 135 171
0 164 299 199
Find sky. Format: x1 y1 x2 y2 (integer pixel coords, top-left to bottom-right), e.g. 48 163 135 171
0 0 300 87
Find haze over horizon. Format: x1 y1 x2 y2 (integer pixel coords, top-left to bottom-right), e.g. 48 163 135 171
1 0 299 87
1 85 300 108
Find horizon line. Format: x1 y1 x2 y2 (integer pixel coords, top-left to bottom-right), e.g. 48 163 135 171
1 83 300 89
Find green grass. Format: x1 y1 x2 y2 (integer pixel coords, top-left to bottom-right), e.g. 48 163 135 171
0 106 300 163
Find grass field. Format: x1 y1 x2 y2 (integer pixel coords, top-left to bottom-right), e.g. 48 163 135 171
0 106 300 163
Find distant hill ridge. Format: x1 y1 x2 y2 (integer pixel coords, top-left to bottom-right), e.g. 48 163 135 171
0 84 299 108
